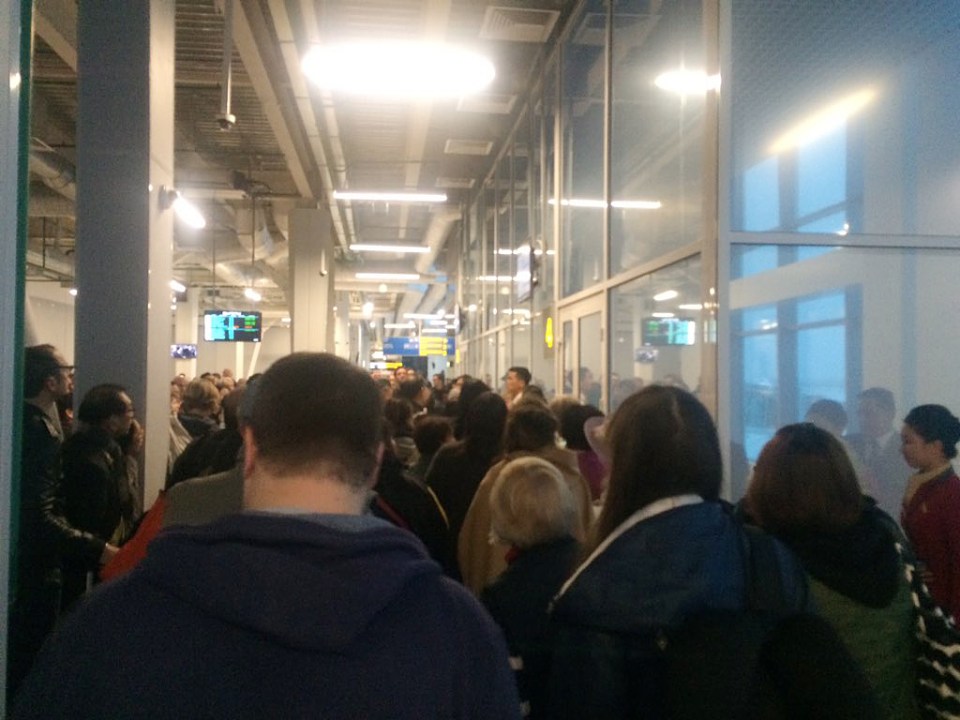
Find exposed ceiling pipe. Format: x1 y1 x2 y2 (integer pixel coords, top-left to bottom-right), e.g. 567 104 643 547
414 283 448 317
29 146 76 199
415 209 461 274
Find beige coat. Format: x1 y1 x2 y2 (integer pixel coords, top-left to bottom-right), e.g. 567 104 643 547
458 444 592 595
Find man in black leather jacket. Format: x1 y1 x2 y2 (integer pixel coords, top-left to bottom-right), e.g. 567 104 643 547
7 345 75 702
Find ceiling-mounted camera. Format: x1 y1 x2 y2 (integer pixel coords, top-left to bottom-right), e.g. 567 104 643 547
216 112 236 131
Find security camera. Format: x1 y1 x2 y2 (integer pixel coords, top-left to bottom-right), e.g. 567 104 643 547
216 112 236 131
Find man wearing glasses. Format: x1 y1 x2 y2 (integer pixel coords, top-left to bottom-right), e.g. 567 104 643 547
56 383 139 613
7 345 75 702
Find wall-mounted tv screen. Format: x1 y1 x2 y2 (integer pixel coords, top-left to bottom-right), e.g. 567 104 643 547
171 343 198 359
642 317 696 347
203 310 262 342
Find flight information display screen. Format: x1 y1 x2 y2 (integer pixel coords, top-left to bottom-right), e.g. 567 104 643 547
203 310 262 342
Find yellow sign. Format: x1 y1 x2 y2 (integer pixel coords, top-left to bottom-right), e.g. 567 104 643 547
544 316 554 349
419 336 448 357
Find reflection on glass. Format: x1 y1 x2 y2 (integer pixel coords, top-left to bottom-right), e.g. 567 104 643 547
611 0 705 274
731 0 960 237
609 256 702 415
579 312 603 407
729 244 960 503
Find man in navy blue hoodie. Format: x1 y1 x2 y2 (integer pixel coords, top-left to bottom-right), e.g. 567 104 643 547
13 352 520 719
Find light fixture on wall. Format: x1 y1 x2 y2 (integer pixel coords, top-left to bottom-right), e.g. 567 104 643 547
160 186 207 229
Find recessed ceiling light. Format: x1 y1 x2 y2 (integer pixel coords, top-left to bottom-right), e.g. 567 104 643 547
350 243 431 254
334 191 447 204
301 42 495 99
653 290 679 302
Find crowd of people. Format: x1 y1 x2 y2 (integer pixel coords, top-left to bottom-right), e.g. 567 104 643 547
8 347 960 718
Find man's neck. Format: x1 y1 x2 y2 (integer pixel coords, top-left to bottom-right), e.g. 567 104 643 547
243 469 369 516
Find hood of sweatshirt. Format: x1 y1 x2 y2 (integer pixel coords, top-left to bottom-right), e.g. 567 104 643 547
139 512 441 652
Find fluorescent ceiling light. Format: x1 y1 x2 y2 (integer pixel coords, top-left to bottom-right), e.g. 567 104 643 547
335 191 447 204
385 322 416 329
768 88 875 154
243 287 262 302
350 243 431 254
68 288 77 296
678 303 703 311
467 304 478 312
403 312 440 320
548 198 661 210
421 327 448 335
477 275 519 283
282 317 292 323
301 42 495 99
169 280 187 293
652 312 676 318
654 69 721 96
355 272 421 281
362 302 374 318
653 290 679 302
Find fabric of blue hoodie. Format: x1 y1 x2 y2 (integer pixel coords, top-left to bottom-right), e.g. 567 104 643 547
13 512 521 720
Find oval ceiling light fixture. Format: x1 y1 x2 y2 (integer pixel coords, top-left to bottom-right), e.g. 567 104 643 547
654 69 721 96
301 42 495 99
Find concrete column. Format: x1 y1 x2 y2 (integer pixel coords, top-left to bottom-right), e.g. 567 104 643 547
74 0 176 505
289 207 335 352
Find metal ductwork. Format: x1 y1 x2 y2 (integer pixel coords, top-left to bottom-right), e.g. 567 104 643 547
415 208 462 275
29 146 76 199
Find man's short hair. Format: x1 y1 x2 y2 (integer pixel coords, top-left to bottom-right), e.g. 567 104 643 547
858 387 896 415
490 457 576 548
247 353 383 486
504 403 558 453
77 384 129 425
507 366 532 385
23 344 63 397
412 415 452 456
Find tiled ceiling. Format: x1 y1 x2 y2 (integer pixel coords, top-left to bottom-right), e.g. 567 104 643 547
27 0 575 327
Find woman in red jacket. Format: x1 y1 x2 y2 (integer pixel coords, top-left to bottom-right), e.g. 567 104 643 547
900 403 960 621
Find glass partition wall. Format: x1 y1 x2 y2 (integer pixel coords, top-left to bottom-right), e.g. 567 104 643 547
458 0 960 501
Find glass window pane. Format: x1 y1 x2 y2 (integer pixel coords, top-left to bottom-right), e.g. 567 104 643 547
730 0 960 237
579 312 603 407
560 0 606 296
610 256 701 413
611 0 705 272
728 244 960 519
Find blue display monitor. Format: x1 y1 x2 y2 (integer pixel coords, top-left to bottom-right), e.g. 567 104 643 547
203 310 262 342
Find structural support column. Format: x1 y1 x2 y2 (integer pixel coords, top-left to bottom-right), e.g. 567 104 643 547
75 0 176 504
289 207 335 352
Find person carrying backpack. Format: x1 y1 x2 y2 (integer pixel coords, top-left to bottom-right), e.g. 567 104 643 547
547 386 878 719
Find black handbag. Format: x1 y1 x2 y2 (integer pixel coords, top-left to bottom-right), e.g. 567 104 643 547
898 543 960 719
